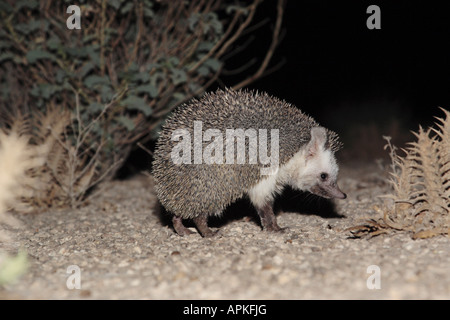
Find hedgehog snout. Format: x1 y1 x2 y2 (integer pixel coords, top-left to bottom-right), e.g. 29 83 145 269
310 181 346 200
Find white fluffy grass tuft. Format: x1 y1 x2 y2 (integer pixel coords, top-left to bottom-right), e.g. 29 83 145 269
0 130 45 241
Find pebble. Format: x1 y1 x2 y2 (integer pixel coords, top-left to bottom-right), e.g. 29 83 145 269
133 246 142 255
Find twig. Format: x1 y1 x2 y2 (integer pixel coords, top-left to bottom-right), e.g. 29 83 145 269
221 58 257 76
232 0 285 90
137 142 153 156
100 0 107 76
188 2 244 73
222 35 256 61
215 0 261 58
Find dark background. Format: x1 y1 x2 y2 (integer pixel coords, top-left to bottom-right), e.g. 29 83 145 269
126 1 450 174
221 0 450 161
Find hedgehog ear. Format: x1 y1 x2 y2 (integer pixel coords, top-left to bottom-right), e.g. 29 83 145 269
306 127 327 158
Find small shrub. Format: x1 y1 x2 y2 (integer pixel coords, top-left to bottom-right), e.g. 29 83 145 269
0 0 285 209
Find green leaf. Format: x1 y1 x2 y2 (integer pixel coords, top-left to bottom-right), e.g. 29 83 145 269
79 62 96 78
26 50 57 63
85 45 101 67
166 57 179 67
109 0 121 10
142 0 154 8
172 92 185 102
117 116 135 131
149 72 164 87
171 69 187 85
29 83 62 99
188 13 200 31
145 63 160 72
197 66 209 76
0 2 13 13
105 27 118 37
15 19 46 34
16 0 38 10
121 96 152 116
47 37 61 50
84 75 110 87
82 34 98 44
188 82 201 93
55 69 67 84
40 84 62 99
30 85 40 97
143 7 154 18
204 58 221 72
168 92 186 108
121 2 134 14
100 86 114 102
131 72 150 83
88 102 104 113
0 40 11 50
135 84 158 98
197 41 214 52
226 5 249 15
0 53 14 63
209 19 222 34
65 46 89 58
127 62 139 73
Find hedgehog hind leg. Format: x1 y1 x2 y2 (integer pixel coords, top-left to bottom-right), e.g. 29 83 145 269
172 215 194 236
193 215 219 238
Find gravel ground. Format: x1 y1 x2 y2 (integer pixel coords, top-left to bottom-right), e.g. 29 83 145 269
1 163 449 299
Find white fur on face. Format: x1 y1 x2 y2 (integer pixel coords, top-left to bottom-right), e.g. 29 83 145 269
299 148 339 188
247 145 339 208
308 149 339 181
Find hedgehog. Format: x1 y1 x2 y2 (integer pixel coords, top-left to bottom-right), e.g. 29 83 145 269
152 88 346 237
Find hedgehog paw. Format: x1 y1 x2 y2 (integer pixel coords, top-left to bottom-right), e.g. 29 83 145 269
264 225 289 233
200 228 220 238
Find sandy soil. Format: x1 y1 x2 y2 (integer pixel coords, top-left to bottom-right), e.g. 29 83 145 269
1 163 449 299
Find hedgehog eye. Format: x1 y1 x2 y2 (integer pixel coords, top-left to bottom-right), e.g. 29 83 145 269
320 173 328 181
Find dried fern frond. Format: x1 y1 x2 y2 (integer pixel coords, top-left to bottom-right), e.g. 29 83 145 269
346 217 391 239
380 109 450 239
16 107 73 211
433 108 450 203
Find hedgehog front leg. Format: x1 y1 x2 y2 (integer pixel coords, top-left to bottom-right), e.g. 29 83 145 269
193 215 218 237
256 202 283 232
